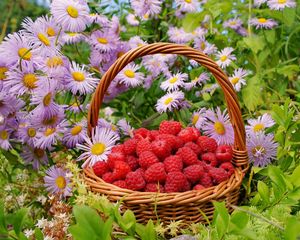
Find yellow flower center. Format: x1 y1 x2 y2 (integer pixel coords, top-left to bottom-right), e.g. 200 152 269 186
0 67 8 80
143 13 149 19
55 176 66 189
258 18 267 23
231 77 239 85
97 38 108 44
43 116 57 126
185 0 192 2
230 21 237 25
200 42 206 50
111 125 117 131
66 6 79 18
71 125 82 136
214 121 225 135
34 148 44 158
253 123 265 132
169 77 178 84
164 97 173 105
252 145 266 155
47 27 56 37
72 72 85 82
220 55 227 62
43 93 52 106
47 57 64 67
124 69 135 78
23 74 37 89
27 128 36 137
278 0 286 3
91 143 106 155
18 48 31 61
137 43 143 47
67 32 77 37
44 128 56 136
117 51 125 58
192 115 199 125
0 130 8 140
38 33 50 46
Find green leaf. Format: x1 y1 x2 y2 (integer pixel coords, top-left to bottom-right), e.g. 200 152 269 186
284 217 300 240
282 8 296 27
230 211 249 229
34 228 44 240
243 36 265 54
182 12 205 32
276 65 299 79
0 202 7 235
257 181 270 204
213 202 229 238
144 220 156 240
6 208 28 236
1 150 19 165
119 210 136 235
289 165 300 187
268 166 286 192
265 30 276 44
242 75 263 111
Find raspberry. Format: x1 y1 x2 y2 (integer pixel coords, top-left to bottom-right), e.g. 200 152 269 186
184 142 202 155
151 139 171 159
156 134 184 150
144 162 167 183
220 162 235 176
123 138 137 155
177 128 194 143
182 179 191 191
145 183 165 192
112 161 131 180
107 151 126 169
113 180 127 189
209 168 229 185
183 164 204 184
164 155 183 173
102 172 115 183
111 144 125 153
138 151 159 169
133 128 150 140
193 184 205 190
136 139 152 156
93 161 109 177
197 136 218 153
185 127 201 141
201 152 218 167
126 155 139 170
149 130 160 140
216 145 233 163
165 172 188 193
176 147 198 166
159 120 182 135
125 171 146 191
200 173 213 188
135 168 145 177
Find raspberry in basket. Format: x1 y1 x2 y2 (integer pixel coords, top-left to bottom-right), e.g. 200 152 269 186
184 142 202 155
133 128 150 140
165 171 188 193
183 164 204 184
125 171 146 191
93 161 109 177
144 162 167 183
209 167 229 185
177 128 195 143
159 120 182 135
123 138 137 155
107 151 126 169
138 151 159 169
136 139 152 156
201 152 218 167
215 145 233 162
176 147 198 166
197 136 218 153
151 139 172 159
112 161 131 180
164 155 183 173
220 162 235 176
145 183 165 192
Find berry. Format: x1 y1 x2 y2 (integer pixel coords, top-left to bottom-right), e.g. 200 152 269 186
111 144 125 153
193 184 205 190
126 155 139 170
176 147 198 166
177 128 194 143
145 183 164 192
149 130 160 140
184 142 202 155
164 155 183 173
112 161 131 180
102 172 115 183
93 161 109 177
113 180 127 189
125 171 146 191
123 138 137 155
159 120 182 135
156 134 184 150
135 168 145 177
201 152 218 167
209 168 229 185
165 172 188 193
151 139 171 159
220 162 235 176
144 162 167 183
185 127 201 141
182 179 191 192
133 128 150 140
136 139 152 156
138 151 159 169
107 151 126 169
183 165 204 184
200 173 213 188
215 145 233 162
197 136 218 153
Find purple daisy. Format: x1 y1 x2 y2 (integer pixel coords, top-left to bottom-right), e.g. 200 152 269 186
191 108 207 130
116 63 144 88
20 146 48 170
235 27 249 36
246 113 275 134
223 18 243 30
254 0 267 7
267 0 296 10
117 119 134 137
97 119 120 136
229 68 249 92
216 47 236 69
63 121 87 148
35 15 61 40
131 0 162 18
0 129 12 150
202 107 234 145
155 91 185 113
160 72 188 92
175 0 199 13
126 14 140 26
90 30 118 53
17 123 40 147
184 72 210 90
167 27 192 44
128 36 147 49
142 55 169 78
44 166 72 198
0 93 15 117
190 27 207 39
194 38 217 55
61 32 86 45
30 106 65 129
249 18 278 29
247 132 278 167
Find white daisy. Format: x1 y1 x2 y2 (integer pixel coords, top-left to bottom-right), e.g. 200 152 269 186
160 72 188 92
155 91 185 113
116 63 144 88
229 68 249 92
216 47 236 69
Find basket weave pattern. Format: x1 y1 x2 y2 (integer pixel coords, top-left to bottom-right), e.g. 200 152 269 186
84 43 249 224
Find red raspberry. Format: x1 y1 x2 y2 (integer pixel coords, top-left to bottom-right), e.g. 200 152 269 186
126 155 139 170
151 139 171 159
136 139 152 156
102 172 115 183
209 168 229 185
144 162 167 183
135 168 145 177
193 184 205 190
123 138 137 155
113 180 127 189
201 152 218 167
216 145 233 163
138 151 159 169
176 147 198 166
156 134 184 150
197 136 218 153
185 127 201 141
107 151 126 169
93 161 109 177
111 144 125 153
149 130 160 140
177 128 194 143
182 179 191 192
112 161 131 180
133 128 150 140
125 171 146 191
183 164 204 184
184 142 202 155
200 173 213 188
159 120 182 135
220 162 235 176
165 172 188 193
164 155 183 173
145 183 165 192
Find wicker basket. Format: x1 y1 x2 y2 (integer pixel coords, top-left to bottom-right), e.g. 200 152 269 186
84 42 249 225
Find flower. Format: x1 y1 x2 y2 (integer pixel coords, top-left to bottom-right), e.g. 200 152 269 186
247 132 278 167
142 55 169 78
229 68 248 92
126 14 140 26
216 47 236 69
97 119 119 135
77 127 120 167
267 0 296 10
249 18 278 29
184 72 209 90
20 146 49 170
194 38 217 55
17 123 40 147
246 113 275 134
223 18 243 30
254 0 267 7
155 91 185 113
65 61 99 95
117 119 134 137
116 63 144 87
50 0 90 32
175 0 199 13
63 121 87 148
130 0 163 18
128 36 147 49
61 32 86 45
44 166 72 198
0 129 12 150
90 30 118 52
160 72 188 92
202 107 234 145
167 27 192 44
191 108 207 130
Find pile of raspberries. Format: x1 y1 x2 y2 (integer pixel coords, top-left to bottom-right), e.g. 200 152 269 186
92 120 235 193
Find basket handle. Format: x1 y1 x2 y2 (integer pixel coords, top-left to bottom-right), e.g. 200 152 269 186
88 43 246 151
